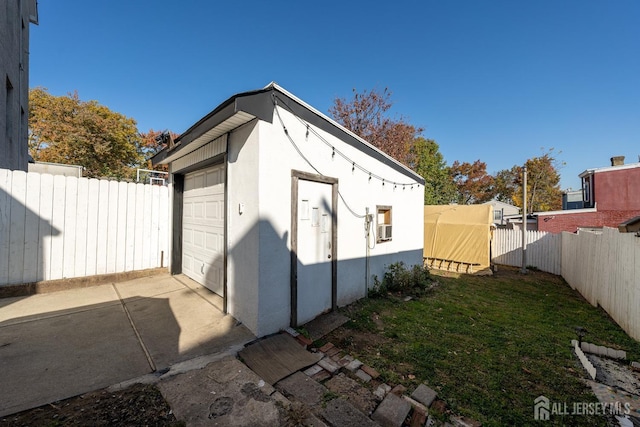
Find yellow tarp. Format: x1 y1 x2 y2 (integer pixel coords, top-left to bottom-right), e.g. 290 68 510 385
424 205 492 273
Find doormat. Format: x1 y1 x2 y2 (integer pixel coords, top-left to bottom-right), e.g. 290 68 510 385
304 312 350 341
238 333 322 385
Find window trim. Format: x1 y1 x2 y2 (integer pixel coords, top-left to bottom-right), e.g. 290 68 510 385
376 205 392 243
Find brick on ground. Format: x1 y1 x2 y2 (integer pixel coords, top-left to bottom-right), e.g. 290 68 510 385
411 384 437 407
409 407 427 427
360 365 380 379
296 334 313 348
318 342 335 353
372 393 412 427
325 346 341 357
336 355 354 367
374 383 391 400
346 359 363 372
303 364 324 377
355 369 372 383
318 357 340 374
390 384 406 396
311 369 332 382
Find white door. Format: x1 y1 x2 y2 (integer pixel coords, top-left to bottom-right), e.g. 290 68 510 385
297 179 333 325
182 164 225 295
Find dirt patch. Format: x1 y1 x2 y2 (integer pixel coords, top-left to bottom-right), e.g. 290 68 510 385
0 383 182 426
326 328 392 356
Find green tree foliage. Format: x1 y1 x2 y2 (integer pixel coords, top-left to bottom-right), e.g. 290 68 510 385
511 150 563 213
493 166 520 203
449 160 496 204
408 137 456 204
29 88 144 179
138 129 177 171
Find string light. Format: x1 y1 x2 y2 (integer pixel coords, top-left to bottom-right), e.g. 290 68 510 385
272 94 422 188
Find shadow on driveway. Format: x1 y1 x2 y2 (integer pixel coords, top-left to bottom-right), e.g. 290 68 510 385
0 272 255 417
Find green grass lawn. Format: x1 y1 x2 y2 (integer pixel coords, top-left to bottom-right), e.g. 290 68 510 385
325 266 640 426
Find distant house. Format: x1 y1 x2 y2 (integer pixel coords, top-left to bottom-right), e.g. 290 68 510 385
152 83 425 337
562 189 584 210
483 200 520 226
0 0 38 171
537 156 640 233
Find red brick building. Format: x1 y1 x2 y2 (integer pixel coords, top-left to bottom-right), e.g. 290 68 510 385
538 156 640 233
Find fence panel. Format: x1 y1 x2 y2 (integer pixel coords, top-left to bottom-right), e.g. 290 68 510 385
0 169 169 286
491 229 562 275
562 228 640 341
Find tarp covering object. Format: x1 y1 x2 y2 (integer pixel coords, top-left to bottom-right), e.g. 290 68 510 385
424 205 493 273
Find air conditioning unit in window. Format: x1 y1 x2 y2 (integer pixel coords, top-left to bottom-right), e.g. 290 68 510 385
378 224 392 241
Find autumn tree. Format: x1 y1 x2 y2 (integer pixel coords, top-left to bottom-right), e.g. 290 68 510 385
511 150 563 213
408 137 456 204
493 166 520 203
138 129 177 171
329 87 422 165
29 87 144 179
449 160 495 204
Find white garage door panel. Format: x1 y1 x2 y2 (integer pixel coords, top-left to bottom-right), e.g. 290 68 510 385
182 164 225 295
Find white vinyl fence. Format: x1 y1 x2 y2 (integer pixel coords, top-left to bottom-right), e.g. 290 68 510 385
562 228 640 341
491 229 562 275
0 169 169 286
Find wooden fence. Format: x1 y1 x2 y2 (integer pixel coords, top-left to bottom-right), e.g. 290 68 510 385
491 229 562 275
0 169 169 286
562 228 640 340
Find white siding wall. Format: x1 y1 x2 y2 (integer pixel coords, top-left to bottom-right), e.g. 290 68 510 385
0 169 169 286
250 107 424 336
226 120 261 334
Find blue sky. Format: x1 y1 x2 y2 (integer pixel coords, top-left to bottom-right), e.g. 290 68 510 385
30 1 640 190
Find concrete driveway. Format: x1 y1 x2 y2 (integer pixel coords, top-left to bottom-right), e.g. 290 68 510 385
0 272 255 417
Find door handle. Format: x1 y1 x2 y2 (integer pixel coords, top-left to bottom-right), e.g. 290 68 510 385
328 254 331 259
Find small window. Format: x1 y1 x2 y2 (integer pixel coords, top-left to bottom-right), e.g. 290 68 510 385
493 210 502 221
376 205 392 243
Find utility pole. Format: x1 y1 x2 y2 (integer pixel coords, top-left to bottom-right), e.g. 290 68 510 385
521 165 528 274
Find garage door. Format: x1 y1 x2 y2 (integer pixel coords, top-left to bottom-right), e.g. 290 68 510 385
182 164 225 295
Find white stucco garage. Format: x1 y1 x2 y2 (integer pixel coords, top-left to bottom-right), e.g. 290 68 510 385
152 83 425 337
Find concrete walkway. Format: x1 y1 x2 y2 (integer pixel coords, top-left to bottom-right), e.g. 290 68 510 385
0 272 254 417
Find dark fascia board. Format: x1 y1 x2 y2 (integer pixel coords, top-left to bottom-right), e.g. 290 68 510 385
151 88 274 165
152 85 425 184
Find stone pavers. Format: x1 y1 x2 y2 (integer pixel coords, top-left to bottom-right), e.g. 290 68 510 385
580 341 626 360
411 383 438 407
321 398 379 427
277 333 485 427
277 371 328 409
372 392 412 427
325 373 378 415
355 369 373 383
